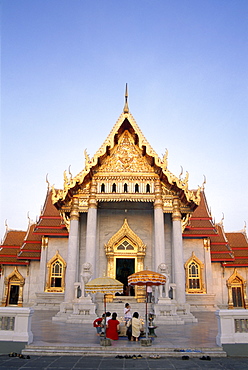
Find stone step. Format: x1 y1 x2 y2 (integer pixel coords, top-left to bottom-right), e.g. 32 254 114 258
22 344 227 357
96 301 153 320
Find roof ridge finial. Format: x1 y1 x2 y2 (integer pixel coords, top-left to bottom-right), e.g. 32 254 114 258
123 83 129 113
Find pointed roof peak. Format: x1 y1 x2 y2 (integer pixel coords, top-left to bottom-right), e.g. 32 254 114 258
123 83 129 113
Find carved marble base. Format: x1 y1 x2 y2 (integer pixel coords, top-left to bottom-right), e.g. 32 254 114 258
100 338 112 346
186 293 217 312
176 303 198 323
52 298 97 323
157 297 171 304
34 292 64 310
140 338 152 346
153 301 197 324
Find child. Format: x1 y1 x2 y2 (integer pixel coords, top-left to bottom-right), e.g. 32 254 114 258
124 303 132 324
93 315 103 336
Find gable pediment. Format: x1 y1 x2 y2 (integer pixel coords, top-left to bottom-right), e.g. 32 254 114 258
52 109 201 210
98 130 154 174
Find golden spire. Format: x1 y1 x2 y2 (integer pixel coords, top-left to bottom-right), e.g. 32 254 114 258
123 83 129 113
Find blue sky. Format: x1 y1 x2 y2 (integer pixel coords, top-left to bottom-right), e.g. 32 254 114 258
1 0 247 238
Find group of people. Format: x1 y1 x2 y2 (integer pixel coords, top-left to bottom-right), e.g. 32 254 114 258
93 303 143 341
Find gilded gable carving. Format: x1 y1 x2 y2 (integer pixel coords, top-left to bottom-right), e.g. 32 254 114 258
98 131 154 173
105 219 146 255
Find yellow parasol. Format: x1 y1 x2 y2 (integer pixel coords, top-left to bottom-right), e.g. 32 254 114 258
85 276 123 340
128 270 166 286
128 270 166 339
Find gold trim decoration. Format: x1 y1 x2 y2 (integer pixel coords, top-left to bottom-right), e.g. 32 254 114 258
52 109 200 209
105 219 146 300
203 238 211 250
42 236 49 249
172 197 181 221
88 179 97 209
182 213 191 232
2 267 25 307
184 252 206 294
227 268 247 309
105 219 146 258
154 179 163 209
98 130 154 174
45 251 67 293
60 211 70 231
70 198 79 221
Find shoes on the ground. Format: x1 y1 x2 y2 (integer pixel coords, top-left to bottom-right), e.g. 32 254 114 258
200 356 211 361
182 355 189 360
150 354 161 359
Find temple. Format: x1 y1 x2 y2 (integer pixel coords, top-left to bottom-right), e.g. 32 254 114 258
1 88 247 324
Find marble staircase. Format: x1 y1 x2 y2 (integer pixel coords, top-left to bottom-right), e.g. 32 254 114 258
22 344 227 357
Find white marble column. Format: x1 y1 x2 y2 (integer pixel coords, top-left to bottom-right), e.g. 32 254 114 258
64 198 79 302
38 236 48 292
85 179 97 278
153 179 165 271
204 238 213 293
172 197 186 304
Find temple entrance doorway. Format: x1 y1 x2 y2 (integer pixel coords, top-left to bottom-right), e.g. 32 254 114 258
2 267 25 307
232 286 243 308
116 258 135 296
8 285 19 305
105 219 146 301
227 269 247 309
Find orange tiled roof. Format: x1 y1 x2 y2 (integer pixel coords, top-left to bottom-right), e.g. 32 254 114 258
182 192 240 264
1 230 26 246
0 191 68 265
183 191 217 237
210 224 234 262
0 230 28 265
34 190 69 236
224 231 248 267
18 224 42 260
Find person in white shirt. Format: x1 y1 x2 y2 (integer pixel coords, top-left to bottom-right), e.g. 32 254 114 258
147 285 152 303
124 303 132 324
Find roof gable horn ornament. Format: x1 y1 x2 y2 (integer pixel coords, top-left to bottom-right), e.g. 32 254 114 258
5 219 9 232
220 212 224 225
46 173 50 190
201 175 206 191
123 83 129 114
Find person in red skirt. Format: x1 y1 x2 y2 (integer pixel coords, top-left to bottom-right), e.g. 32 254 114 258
106 312 120 340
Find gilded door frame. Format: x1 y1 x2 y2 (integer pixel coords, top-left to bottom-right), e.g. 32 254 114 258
2 267 25 307
227 268 247 309
104 219 146 302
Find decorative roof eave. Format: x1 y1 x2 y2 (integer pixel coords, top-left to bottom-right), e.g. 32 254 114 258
0 261 29 266
52 111 201 208
220 262 248 267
